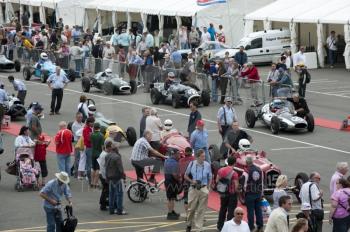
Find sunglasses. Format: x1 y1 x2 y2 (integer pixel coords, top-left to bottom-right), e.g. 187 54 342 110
236 212 244 215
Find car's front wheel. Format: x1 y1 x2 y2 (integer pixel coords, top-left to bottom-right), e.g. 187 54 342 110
172 93 181 108
23 67 31 81
14 60 21 72
40 70 49 83
81 77 91 92
270 116 280 134
150 88 162 105
245 109 256 128
305 113 315 132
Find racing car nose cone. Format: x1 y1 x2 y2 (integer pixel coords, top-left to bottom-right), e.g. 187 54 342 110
120 86 131 91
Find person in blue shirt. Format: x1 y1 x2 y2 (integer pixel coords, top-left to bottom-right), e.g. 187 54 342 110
170 47 182 69
234 46 248 67
118 29 131 52
190 120 210 163
184 149 212 232
217 97 238 139
40 172 72 232
47 66 69 115
8 75 27 104
207 23 216 41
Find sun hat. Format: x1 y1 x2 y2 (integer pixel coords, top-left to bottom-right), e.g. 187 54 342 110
55 172 70 184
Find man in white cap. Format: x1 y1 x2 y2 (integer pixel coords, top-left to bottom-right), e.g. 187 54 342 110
103 41 116 69
40 171 72 232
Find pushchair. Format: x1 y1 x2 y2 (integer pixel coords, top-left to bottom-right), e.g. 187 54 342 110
14 147 40 191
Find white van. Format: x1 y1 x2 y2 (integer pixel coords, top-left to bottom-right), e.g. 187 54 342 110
214 29 291 63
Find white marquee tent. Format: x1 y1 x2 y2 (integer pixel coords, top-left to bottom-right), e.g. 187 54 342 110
245 0 350 69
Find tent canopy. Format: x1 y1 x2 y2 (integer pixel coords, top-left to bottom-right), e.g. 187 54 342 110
85 0 210 17
245 0 350 24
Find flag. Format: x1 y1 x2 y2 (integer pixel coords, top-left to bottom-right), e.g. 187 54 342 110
197 0 227 6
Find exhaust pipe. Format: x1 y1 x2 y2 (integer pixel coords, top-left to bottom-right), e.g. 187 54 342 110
119 86 131 91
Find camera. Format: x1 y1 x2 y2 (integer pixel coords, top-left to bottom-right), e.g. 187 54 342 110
194 180 202 190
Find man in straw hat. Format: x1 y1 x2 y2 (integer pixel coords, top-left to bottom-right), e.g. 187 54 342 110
40 171 72 232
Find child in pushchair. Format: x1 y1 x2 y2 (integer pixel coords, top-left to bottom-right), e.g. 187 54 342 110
15 148 40 191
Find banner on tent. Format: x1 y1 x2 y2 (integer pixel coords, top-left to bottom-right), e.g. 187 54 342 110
197 0 227 6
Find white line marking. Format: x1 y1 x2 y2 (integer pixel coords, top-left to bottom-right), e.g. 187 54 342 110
308 90 350 99
5 76 350 155
307 80 338 84
271 146 318 151
99 102 128 105
324 90 350 94
158 113 186 117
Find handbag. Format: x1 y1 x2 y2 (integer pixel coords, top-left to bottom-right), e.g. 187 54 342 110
6 160 17 176
74 136 84 151
61 205 78 232
216 170 234 195
309 183 324 221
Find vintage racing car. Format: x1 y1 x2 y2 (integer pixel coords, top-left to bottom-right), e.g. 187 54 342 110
158 131 191 157
0 55 21 72
2 95 27 119
22 60 76 83
81 70 137 95
245 99 314 134
150 81 210 108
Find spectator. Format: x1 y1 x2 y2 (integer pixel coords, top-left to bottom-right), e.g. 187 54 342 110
118 45 127 76
299 172 324 232
8 75 26 105
139 107 150 138
103 41 116 70
179 147 195 216
54 121 73 174
56 42 70 69
118 28 131 53
71 112 84 178
56 18 64 31
184 149 212 232
272 175 288 209
179 26 188 49
92 38 104 73
136 37 147 56
143 49 154 93
243 155 263 231
267 63 279 97
293 46 306 69
60 31 68 44
14 126 35 151
82 40 91 74
71 26 81 43
200 27 211 44
216 61 228 104
330 162 349 195
210 60 219 102
217 24 225 43
189 26 200 49
70 41 84 75
234 46 248 67
187 102 202 137
240 62 261 102
39 172 72 232
326 31 337 68
296 65 311 98
153 30 162 48
145 108 163 149
217 97 238 139
216 156 239 231
207 23 216 41
47 66 69 115
170 47 182 69
144 31 154 49
77 95 89 122
110 29 119 49
34 134 50 186
196 27 202 39
265 195 292 232
29 104 43 140
277 55 288 71
164 148 182 220
105 141 127 215
221 207 250 232
190 120 210 163
292 218 309 232
97 138 113 211
82 117 95 185
63 25 72 44
329 178 350 232
90 122 104 188
274 68 293 97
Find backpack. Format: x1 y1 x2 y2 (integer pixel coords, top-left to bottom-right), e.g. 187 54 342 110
77 103 87 122
216 169 234 195
61 205 78 232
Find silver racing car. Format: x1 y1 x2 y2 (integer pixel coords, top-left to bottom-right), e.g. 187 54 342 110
245 99 314 134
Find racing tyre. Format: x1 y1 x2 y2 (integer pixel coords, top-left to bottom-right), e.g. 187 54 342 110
127 182 148 203
103 82 114 95
150 88 162 105
245 109 256 128
201 90 210 106
81 77 91 92
209 144 221 162
40 70 49 83
172 93 181 108
305 113 315 132
270 116 280 134
294 172 309 203
23 67 31 81
126 127 137 146
67 69 76 82
14 60 21 72
130 80 137 94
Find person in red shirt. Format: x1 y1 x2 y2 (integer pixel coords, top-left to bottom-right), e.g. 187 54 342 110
240 62 261 103
179 147 195 215
34 134 51 186
55 121 73 174
216 156 239 231
82 117 95 184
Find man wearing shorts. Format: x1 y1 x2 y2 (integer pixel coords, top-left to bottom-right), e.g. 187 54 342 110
90 122 104 188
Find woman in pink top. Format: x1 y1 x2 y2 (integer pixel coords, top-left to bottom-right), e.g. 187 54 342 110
329 178 350 232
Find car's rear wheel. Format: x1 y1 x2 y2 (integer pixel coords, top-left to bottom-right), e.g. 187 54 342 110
294 172 309 203
130 80 137 94
245 109 256 128
23 67 31 81
14 60 21 72
40 70 49 83
201 90 210 106
270 116 280 134
126 127 137 146
150 88 162 105
305 113 314 132
172 93 181 108
81 77 91 92
103 82 114 95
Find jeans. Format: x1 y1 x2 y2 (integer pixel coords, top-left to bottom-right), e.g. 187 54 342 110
17 90 27 105
245 193 263 230
250 82 259 101
181 42 188 49
95 58 102 73
73 148 80 177
220 77 228 103
56 154 71 174
328 49 336 66
217 193 237 230
74 59 82 73
211 79 218 102
44 207 62 232
100 175 109 208
332 215 350 232
85 148 92 183
51 88 63 113
109 180 124 214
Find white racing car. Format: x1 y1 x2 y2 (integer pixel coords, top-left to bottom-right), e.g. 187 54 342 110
245 99 314 134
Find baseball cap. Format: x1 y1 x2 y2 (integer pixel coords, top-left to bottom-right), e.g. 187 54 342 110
168 72 175 77
196 120 205 127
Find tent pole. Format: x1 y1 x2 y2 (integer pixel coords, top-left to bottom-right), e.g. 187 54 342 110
227 0 233 46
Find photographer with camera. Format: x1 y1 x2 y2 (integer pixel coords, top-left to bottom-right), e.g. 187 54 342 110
184 149 212 232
